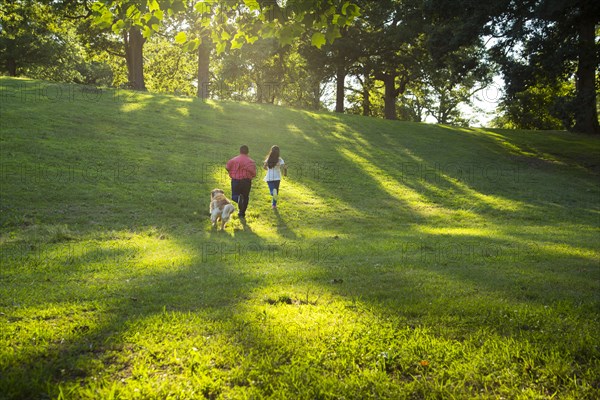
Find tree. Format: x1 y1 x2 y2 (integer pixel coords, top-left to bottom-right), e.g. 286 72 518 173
428 0 600 133
345 51 380 117
0 0 84 80
298 40 333 109
491 80 573 130
215 37 287 103
420 44 493 125
284 46 329 110
296 24 362 113
353 0 426 120
397 86 428 122
90 0 361 93
328 27 362 113
144 33 197 95
123 26 146 89
183 1 229 99
89 0 167 90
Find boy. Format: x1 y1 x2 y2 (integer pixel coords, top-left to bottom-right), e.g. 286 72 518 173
225 145 256 219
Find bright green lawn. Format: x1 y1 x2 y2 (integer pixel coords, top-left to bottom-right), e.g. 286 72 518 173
1 77 599 399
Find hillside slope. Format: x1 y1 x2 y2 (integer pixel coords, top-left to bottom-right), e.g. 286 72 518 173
1 77 599 399
1 78 597 230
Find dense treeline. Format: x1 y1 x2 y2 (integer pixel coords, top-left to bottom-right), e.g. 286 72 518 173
1 0 598 133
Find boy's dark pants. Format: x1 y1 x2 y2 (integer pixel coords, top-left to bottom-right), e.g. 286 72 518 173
231 178 252 217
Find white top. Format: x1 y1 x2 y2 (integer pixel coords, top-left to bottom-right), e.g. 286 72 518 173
264 158 285 181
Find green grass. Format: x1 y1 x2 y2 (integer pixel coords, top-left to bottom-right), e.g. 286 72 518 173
1 76 599 399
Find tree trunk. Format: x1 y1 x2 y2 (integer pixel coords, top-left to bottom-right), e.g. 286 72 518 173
312 81 321 110
335 64 346 113
573 15 599 134
197 33 212 99
256 78 263 103
437 93 448 124
124 27 146 91
362 84 371 116
7 58 17 76
362 69 371 116
382 73 398 120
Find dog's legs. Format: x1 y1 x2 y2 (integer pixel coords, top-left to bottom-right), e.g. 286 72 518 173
210 208 220 228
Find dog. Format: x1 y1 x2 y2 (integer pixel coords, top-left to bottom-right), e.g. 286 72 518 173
210 189 235 230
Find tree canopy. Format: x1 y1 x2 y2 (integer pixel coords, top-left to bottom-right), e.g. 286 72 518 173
1 0 597 133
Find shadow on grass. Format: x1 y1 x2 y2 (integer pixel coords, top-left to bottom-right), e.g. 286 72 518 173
0 231 257 397
272 208 298 240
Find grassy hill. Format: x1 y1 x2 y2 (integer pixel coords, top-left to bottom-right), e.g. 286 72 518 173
1 77 599 399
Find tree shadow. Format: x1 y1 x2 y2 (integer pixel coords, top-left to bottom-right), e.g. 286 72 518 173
272 208 298 240
1 227 276 397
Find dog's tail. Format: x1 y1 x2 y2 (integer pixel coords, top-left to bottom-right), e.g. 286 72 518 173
222 204 235 219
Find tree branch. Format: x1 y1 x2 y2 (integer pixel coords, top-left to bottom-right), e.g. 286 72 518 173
63 0 93 20
105 48 126 58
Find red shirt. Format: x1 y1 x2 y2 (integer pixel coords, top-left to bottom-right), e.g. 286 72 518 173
226 154 257 180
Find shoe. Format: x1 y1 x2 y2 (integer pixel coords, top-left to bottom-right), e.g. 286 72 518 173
272 204 277 209
272 189 278 201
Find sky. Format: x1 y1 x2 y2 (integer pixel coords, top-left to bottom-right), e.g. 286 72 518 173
459 75 504 128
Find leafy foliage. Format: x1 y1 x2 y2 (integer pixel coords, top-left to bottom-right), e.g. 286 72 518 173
144 34 197 95
492 81 575 130
485 0 600 133
0 1 87 81
3 1 595 130
89 0 361 54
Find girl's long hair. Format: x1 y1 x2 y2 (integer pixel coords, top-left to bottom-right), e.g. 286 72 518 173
265 145 280 169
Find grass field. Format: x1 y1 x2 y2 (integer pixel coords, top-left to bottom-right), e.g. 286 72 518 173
0 76 599 399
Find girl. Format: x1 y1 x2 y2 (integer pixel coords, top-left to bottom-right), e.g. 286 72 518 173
263 145 287 209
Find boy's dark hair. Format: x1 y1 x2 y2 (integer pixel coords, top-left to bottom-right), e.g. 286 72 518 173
240 145 249 154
